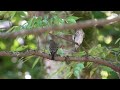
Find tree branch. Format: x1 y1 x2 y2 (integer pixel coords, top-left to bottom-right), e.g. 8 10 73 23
0 15 120 38
0 50 120 73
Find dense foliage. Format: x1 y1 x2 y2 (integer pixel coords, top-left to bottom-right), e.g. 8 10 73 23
0 11 120 79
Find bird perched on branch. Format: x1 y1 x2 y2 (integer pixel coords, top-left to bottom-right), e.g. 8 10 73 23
72 29 85 51
49 40 58 60
0 20 12 30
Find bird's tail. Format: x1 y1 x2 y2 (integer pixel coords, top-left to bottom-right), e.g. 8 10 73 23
51 54 55 60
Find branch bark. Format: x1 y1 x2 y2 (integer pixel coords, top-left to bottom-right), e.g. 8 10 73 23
0 15 120 38
0 50 120 73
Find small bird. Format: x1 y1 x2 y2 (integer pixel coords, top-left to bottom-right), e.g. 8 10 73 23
72 29 85 51
49 40 58 60
0 20 12 30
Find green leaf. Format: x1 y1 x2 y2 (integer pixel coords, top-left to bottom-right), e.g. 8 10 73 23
112 48 119 52
90 67 97 78
73 63 84 78
101 66 113 72
67 16 79 20
19 11 27 17
88 44 110 58
74 70 80 78
49 18 54 25
7 26 22 32
76 63 84 69
0 41 6 50
115 38 120 44
32 57 40 69
0 11 7 16
52 15 64 25
85 62 93 68
44 15 49 20
42 19 48 26
66 18 76 24
10 11 16 19
57 48 65 56
15 45 28 51
92 11 107 19
27 17 37 29
36 16 42 27
23 56 33 63
73 51 86 57
79 51 86 57
66 15 79 24
65 71 73 79
100 70 108 79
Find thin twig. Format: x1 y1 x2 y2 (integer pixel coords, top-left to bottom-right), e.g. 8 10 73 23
49 33 79 46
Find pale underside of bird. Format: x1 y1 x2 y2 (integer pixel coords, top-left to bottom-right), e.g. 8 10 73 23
72 29 85 50
0 21 12 30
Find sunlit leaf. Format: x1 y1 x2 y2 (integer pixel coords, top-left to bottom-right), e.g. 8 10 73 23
0 11 7 16
65 15 79 24
67 16 79 20
27 35 34 40
0 41 6 50
66 18 76 24
100 70 108 79
15 45 28 51
28 43 37 50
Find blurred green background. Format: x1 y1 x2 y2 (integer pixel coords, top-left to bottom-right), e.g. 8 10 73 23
0 11 120 79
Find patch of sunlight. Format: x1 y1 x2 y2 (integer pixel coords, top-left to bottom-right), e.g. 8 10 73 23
23 11 28 16
114 27 119 31
14 39 19 47
107 13 118 20
11 19 16 24
21 11 28 18
27 35 34 40
102 11 113 16
11 39 19 51
29 43 37 49
19 20 28 26
25 72 31 79
11 57 17 63
17 37 24 45
17 60 23 69
97 35 104 42
100 70 108 79
104 36 112 44
0 41 6 49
